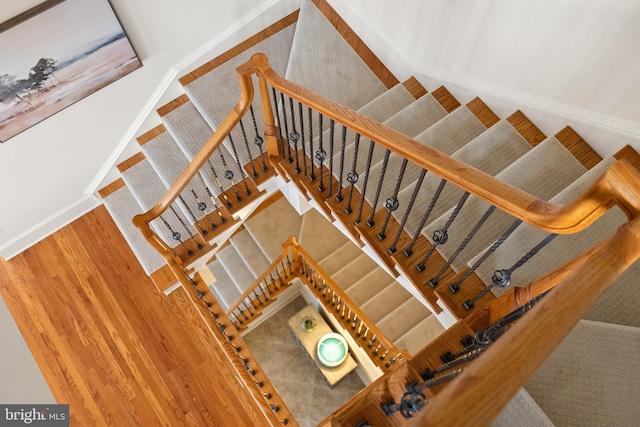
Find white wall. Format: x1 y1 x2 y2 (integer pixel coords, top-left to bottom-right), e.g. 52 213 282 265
0 0 299 258
330 0 640 156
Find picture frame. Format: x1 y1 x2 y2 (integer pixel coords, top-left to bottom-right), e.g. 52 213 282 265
0 0 142 142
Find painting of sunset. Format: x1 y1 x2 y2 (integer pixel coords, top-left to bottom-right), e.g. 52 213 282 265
0 0 141 142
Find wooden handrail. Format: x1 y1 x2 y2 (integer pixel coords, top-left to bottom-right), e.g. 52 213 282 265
249 52 640 234
410 217 640 426
131 60 259 248
294 242 409 370
225 252 286 317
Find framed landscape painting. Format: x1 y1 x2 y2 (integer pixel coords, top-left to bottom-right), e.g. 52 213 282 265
0 0 142 142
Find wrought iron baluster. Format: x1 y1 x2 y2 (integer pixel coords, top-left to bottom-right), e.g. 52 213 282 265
270 87 286 160
345 134 361 214
196 171 227 224
416 191 470 271
366 149 391 227
377 158 408 241
389 169 427 254
288 97 301 173
206 160 231 209
279 93 293 163
328 119 335 198
218 151 242 202
428 206 497 288
336 125 347 202
170 206 203 251
186 186 215 232
461 233 558 309
355 140 376 224
297 101 307 176
227 134 252 196
238 118 258 178
316 113 327 192
249 104 269 172
404 178 447 256
308 106 316 181
160 214 193 256
448 219 524 294
178 194 208 235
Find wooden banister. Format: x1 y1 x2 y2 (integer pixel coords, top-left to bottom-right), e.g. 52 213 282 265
249 52 640 235
132 62 257 248
409 217 640 426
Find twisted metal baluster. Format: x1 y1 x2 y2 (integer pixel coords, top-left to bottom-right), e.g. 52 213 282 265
227 134 252 196
270 87 286 160
196 171 227 224
403 178 447 256
461 233 557 309
416 191 470 272
219 150 242 202
288 96 301 173
279 92 293 163
428 206 497 288
297 101 307 176
377 159 408 240
448 219 524 294
249 105 269 172
308 106 316 181
345 134 361 214
389 169 428 254
336 125 347 202
238 118 258 178
169 206 203 250
178 194 209 235
355 140 376 224
366 149 391 227
316 113 327 192
328 119 335 198
186 186 215 232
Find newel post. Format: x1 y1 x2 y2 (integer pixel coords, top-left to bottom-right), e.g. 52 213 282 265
251 53 283 162
283 236 301 277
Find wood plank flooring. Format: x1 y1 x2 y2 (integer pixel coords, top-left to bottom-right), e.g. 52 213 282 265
0 205 267 426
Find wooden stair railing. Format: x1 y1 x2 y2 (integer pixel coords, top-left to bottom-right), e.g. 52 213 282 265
171 263 296 426
133 52 640 425
224 236 408 373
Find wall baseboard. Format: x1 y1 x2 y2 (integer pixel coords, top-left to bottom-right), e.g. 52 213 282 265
0 195 101 260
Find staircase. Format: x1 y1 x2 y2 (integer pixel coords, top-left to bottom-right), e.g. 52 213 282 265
98 0 640 425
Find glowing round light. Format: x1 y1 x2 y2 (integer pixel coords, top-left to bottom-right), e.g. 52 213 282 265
316 333 348 367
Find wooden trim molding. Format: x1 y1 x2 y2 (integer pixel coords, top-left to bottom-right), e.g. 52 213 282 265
0 0 66 33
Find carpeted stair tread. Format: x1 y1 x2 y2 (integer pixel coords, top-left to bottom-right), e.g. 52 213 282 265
473 158 618 291
230 229 272 278
102 186 166 275
393 315 445 355
318 240 363 276
359 281 412 323
357 95 450 204
363 104 487 206
470 158 640 328
216 244 257 294
243 196 303 262
525 319 640 426
298 209 349 261
345 267 395 306
285 0 387 110
207 259 242 309
184 24 296 144
358 83 416 122
491 389 555 427
121 159 197 246
330 253 380 291
140 130 219 224
398 120 533 237
162 101 244 193
375 297 433 343
422 136 584 273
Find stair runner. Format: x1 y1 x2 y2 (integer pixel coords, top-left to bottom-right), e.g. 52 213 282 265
99 0 640 424
208 196 445 356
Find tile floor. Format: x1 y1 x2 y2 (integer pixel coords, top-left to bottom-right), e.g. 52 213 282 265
243 295 365 427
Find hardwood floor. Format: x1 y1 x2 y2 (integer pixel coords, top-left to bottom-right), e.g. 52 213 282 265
0 205 267 426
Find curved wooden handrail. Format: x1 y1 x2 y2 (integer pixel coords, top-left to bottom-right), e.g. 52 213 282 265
248 53 640 234
409 216 640 426
132 59 259 238
294 242 408 367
